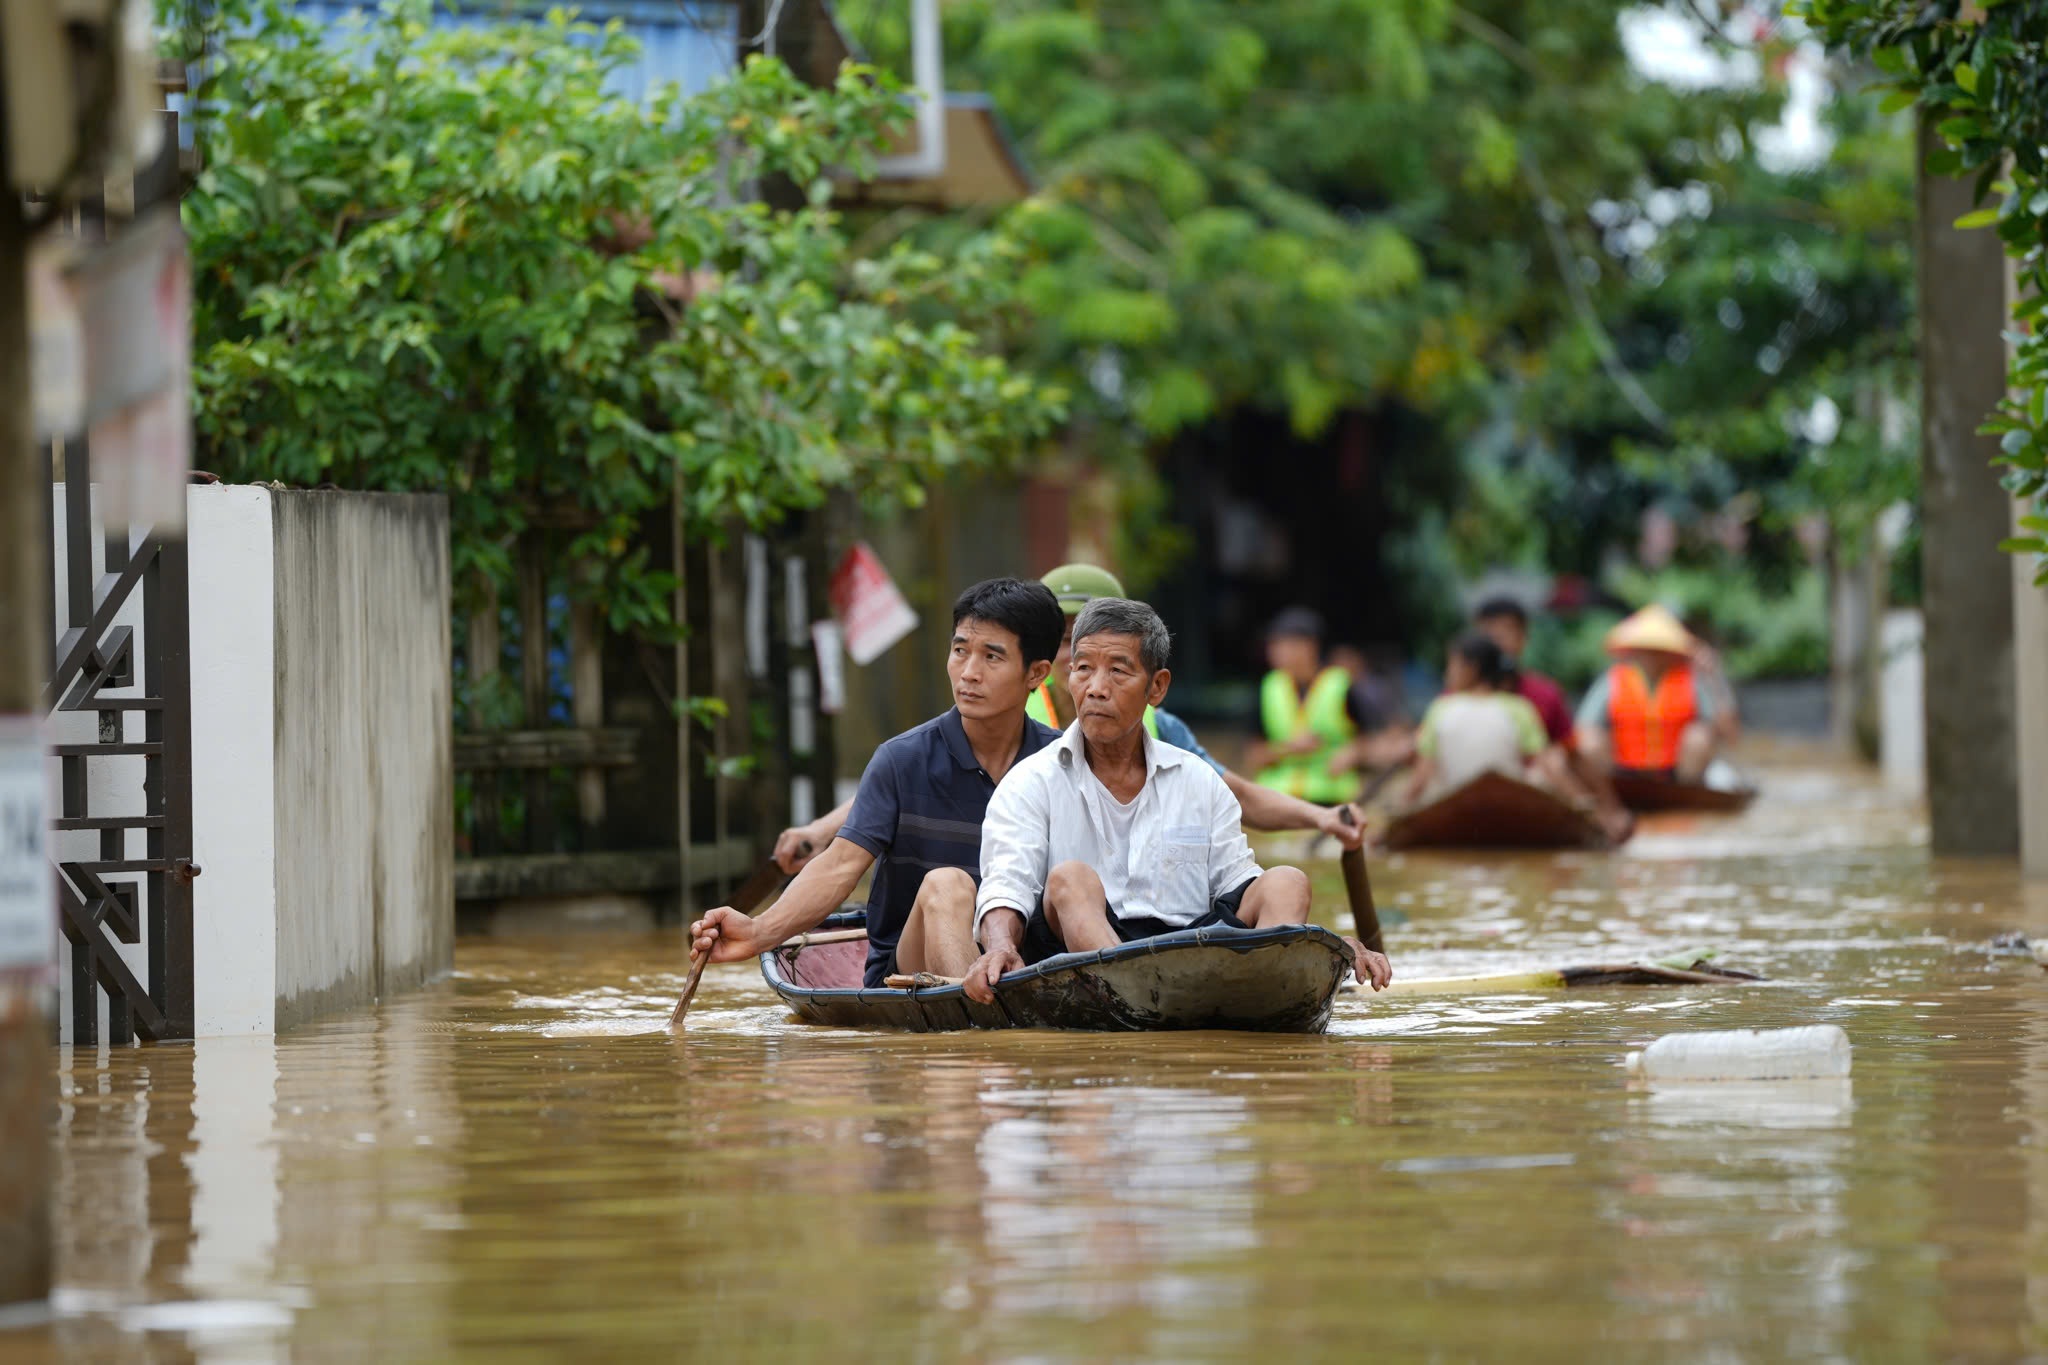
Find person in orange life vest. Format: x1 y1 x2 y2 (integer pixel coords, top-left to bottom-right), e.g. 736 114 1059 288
1573 605 1721 783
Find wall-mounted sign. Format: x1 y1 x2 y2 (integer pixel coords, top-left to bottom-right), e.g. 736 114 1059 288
827 543 918 666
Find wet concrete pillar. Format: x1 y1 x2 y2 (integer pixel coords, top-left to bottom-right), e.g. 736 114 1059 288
2016 552 2048 876
2012 253 2048 877
1916 119 2020 856
0 167 53 1305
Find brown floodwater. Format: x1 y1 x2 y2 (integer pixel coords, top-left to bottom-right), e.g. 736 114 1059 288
12 747 2048 1362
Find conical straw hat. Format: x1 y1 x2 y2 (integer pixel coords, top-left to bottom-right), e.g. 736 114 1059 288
1605 604 1696 657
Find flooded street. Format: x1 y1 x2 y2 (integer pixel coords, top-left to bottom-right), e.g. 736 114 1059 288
17 747 2048 1362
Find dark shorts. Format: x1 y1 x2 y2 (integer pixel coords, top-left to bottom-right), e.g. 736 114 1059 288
1018 879 1255 965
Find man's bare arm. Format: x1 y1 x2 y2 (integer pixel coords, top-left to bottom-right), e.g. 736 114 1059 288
691 836 875 962
774 798 856 873
1222 769 1363 849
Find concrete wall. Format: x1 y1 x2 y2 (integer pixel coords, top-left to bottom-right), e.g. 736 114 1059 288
50 485 451 1038
270 492 452 1030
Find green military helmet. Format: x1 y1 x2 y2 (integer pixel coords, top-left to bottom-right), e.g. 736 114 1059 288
1041 562 1126 616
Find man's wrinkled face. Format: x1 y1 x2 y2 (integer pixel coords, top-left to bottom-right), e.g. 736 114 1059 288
948 617 1049 722
1067 631 1168 746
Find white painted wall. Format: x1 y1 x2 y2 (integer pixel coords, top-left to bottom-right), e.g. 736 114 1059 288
187 487 279 1036
50 484 451 1038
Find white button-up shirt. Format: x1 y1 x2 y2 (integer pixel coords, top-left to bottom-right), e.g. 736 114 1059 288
975 722 1263 937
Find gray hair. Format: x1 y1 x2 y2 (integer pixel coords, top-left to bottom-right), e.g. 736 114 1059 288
1071 598 1172 674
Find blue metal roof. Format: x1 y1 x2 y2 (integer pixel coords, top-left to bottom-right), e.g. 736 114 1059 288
284 2 740 102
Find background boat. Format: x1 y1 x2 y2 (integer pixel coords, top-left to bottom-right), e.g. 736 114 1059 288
1382 770 1610 851
1611 771 1759 813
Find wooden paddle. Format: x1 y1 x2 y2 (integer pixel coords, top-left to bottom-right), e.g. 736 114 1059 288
666 904 862 1030
668 840 809 1030
1337 805 1383 954
728 839 811 914
1363 958 1762 996
667 950 710 1030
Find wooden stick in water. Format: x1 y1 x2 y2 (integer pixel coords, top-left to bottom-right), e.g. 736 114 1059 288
668 923 868 1027
669 841 836 1029
1338 805 1384 954
667 950 710 1029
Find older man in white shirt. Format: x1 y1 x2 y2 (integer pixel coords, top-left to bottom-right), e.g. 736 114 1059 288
964 598 1392 1004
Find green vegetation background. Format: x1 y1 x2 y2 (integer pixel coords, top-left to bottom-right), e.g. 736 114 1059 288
171 0 1933 690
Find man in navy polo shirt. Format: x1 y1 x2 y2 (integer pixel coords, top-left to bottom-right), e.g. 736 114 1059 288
687 577 1064 987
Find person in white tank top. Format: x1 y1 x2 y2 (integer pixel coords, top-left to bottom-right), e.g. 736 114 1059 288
1400 632 1548 807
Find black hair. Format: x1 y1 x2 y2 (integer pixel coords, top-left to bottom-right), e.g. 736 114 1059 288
1449 629 1518 691
1072 597 1172 673
1474 597 1528 628
950 577 1064 667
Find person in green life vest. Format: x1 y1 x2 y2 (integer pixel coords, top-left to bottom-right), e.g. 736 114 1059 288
1245 607 1402 804
771 565 1373 872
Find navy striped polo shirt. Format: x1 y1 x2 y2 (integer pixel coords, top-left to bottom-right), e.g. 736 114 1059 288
838 708 1059 987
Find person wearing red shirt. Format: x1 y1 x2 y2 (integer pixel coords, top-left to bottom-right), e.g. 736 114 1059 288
1474 598 1572 745
1475 596 1631 842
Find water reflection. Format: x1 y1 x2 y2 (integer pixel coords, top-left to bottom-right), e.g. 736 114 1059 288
19 751 2048 1360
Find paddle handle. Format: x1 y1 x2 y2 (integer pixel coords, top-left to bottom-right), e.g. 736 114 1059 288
1338 806 1384 954
668 949 710 1030
729 839 812 915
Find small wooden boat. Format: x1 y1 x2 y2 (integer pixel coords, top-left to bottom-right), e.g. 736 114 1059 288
1611 770 1758 814
1372 957 1763 996
1382 770 1609 851
759 913 1352 1034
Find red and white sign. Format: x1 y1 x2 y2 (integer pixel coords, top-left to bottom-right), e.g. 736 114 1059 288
828 543 919 666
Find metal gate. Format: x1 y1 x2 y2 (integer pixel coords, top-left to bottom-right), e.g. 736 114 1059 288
43 439 195 1043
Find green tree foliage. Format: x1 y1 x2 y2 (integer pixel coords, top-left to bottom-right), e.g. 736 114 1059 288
183 3 1063 633
1794 0 2048 581
1514 67 1918 581
836 1 1792 588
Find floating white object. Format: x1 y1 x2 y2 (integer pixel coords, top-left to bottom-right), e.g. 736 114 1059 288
1625 1025 1851 1082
